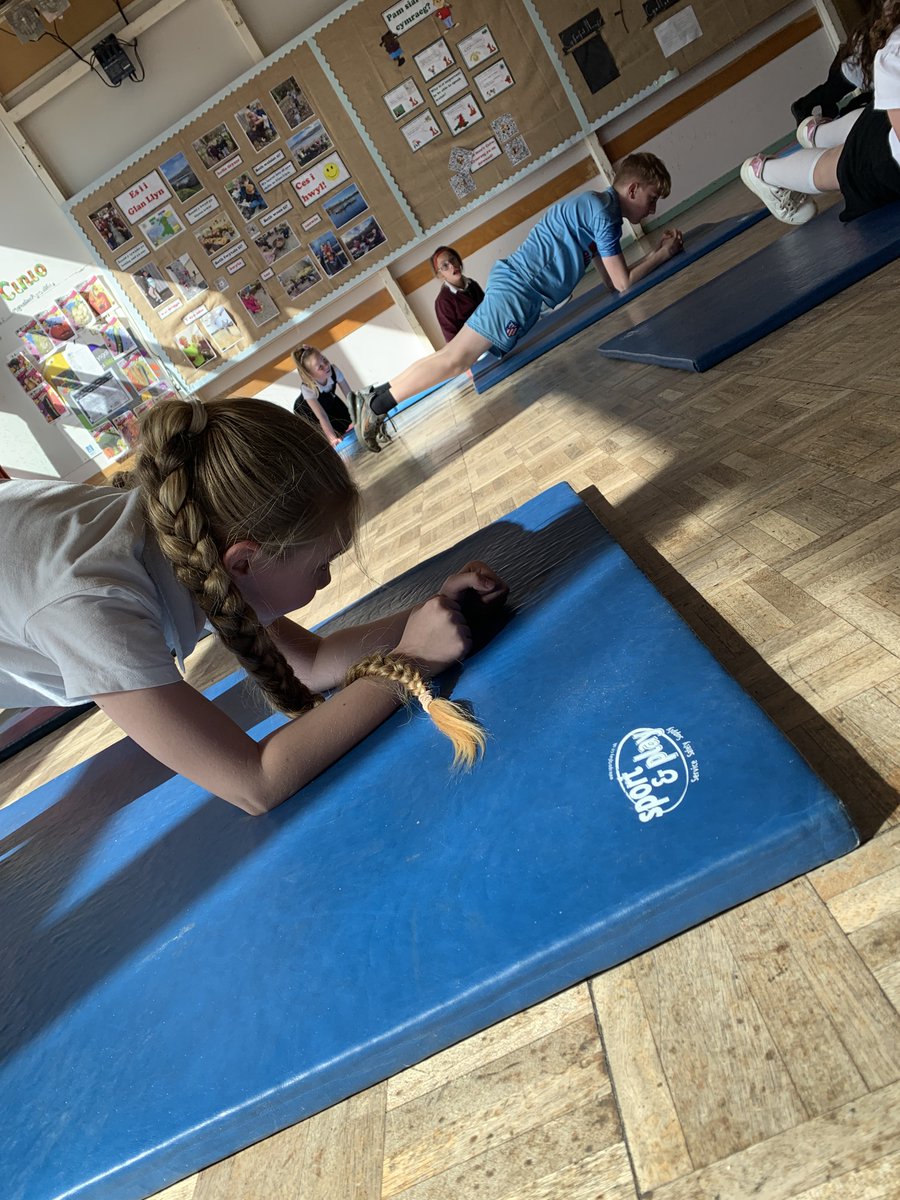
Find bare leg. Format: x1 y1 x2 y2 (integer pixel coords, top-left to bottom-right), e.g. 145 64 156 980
388 325 492 404
812 145 842 192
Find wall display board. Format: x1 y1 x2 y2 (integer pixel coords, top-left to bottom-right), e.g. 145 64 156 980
533 0 796 124
314 1 583 226
69 43 416 384
5 274 180 464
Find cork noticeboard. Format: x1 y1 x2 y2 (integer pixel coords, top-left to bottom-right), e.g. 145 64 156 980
69 42 416 384
314 0 583 228
534 0 802 125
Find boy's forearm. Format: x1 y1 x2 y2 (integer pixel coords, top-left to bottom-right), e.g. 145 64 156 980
623 246 668 290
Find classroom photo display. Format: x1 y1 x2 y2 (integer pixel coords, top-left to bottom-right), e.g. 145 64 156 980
69 38 419 381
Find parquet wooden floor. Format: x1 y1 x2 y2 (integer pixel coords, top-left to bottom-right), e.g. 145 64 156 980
4 183 899 1198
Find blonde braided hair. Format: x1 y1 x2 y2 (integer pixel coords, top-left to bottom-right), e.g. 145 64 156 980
133 395 359 716
344 652 486 768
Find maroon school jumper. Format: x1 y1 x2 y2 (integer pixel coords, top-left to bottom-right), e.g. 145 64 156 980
434 278 485 343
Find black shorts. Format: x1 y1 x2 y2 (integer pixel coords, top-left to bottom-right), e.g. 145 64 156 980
836 103 900 222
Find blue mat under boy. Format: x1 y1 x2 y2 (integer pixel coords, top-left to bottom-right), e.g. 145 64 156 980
597 201 900 371
0 482 857 1200
469 208 767 393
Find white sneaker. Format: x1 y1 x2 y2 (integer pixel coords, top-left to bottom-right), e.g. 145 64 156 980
796 116 829 148
740 155 817 225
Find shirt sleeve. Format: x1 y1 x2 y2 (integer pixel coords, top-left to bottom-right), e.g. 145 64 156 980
333 365 351 397
874 33 900 111
591 197 622 259
24 590 183 702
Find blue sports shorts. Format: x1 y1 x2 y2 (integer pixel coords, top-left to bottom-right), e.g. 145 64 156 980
465 259 543 354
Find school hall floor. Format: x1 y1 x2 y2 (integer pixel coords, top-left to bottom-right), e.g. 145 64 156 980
3 180 900 1199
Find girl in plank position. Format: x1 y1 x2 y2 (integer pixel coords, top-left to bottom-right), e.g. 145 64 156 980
0 398 506 814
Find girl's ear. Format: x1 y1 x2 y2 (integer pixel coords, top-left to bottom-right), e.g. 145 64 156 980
223 540 261 579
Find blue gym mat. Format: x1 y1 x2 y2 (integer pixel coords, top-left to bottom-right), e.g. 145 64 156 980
597 201 900 371
0 483 857 1200
469 208 768 393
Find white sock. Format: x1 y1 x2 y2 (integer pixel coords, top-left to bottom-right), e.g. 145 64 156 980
811 107 863 148
761 149 825 195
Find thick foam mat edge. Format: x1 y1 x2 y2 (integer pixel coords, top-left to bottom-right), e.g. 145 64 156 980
597 202 900 371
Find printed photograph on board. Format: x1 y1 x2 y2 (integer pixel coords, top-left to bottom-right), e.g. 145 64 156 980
131 264 174 309
235 99 279 152
88 202 133 250
342 215 386 262
270 76 314 129
176 324 218 369
192 122 239 168
276 256 322 300
158 151 204 203
138 205 185 250
286 120 333 168
321 183 368 230
237 279 280 326
196 215 241 256
200 305 242 350
248 220 300 266
309 230 350 278
164 253 209 300
224 172 269 221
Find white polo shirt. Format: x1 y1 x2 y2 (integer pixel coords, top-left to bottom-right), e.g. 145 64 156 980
875 27 900 165
0 480 206 707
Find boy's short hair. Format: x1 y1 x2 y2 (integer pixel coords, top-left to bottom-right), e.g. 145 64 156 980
613 152 671 198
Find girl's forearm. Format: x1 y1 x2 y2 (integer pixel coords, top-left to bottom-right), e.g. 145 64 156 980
249 677 402 813
310 609 415 683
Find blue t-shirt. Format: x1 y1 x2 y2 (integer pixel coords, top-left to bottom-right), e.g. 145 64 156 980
506 189 623 308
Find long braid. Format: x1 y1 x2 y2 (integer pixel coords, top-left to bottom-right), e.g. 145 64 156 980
136 399 322 716
344 652 485 768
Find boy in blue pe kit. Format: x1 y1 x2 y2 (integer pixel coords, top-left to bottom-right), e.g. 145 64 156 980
353 153 683 451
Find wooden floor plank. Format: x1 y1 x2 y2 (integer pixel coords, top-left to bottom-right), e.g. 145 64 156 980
382 1015 609 1197
590 962 693 1193
193 1083 385 1200
644 1082 900 1200
386 985 593 1111
627 922 807 1170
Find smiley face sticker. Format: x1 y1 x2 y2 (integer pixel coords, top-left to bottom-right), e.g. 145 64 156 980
292 154 350 207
